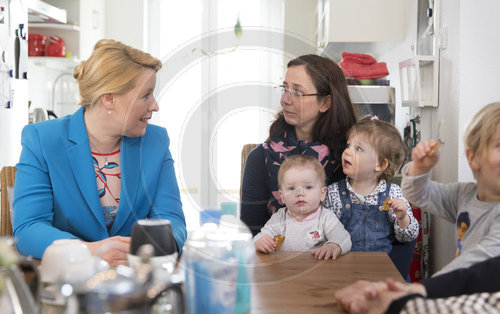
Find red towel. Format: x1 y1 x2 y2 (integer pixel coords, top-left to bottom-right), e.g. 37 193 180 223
339 52 389 79
341 52 377 65
339 61 389 79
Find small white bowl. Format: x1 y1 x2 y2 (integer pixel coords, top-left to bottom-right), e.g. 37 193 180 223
40 239 91 284
60 255 110 286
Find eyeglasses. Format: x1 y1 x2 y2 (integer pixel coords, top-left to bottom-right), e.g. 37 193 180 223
277 85 319 98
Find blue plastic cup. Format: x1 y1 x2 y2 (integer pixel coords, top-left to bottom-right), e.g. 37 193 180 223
200 208 221 225
220 202 237 216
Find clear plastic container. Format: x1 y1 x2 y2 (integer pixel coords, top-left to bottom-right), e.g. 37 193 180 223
220 215 254 313
182 219 254 314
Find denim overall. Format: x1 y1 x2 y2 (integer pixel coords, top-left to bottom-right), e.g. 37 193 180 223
338 179 394 253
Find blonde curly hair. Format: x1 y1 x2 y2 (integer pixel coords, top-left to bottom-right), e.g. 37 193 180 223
464 102 500 168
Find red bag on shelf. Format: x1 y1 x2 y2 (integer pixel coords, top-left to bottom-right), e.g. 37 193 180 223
47 35 66 57
28 34 46 56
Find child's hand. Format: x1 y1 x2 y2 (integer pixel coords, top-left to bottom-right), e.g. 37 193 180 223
408 139 440 176
255 235 276 253
311 242 341 260
389 198 410 229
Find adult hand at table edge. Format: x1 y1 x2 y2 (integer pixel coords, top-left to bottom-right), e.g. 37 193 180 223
83 236 131 267
356 278 425 314
334 278 428 314
334 280 383 313
386 278 427 297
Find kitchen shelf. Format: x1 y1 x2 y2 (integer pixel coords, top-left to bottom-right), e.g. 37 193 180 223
28 56 79 71
28 22 80 31
348 85 395 105
27 22 80 61
399 55 438 107
348 86 395 125
317 0 404 49
26 0 67 24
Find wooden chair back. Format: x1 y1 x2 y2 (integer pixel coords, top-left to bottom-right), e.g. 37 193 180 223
1 166 17 236
240 144 259 196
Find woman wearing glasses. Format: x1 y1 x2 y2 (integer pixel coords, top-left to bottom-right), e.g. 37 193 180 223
241 54 358 236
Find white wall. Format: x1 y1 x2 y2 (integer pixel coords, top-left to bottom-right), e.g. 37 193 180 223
284 0 317 48
105 0 146 51
457 0 500 182
79 0 106 59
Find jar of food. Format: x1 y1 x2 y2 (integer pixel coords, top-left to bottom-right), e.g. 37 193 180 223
28 33 46 56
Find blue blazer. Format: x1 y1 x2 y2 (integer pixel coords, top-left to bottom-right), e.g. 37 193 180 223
13 107 186 258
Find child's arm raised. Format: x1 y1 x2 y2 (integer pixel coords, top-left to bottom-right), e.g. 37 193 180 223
408 139 441 176
402 138 461 224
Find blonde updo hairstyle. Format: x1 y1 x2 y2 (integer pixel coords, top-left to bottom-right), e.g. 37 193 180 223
73 39 162 109
464 102 500 167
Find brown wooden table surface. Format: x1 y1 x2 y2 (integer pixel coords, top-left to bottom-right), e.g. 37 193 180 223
250 251 404 313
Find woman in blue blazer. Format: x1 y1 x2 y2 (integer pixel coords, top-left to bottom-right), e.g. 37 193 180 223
13 39 186 265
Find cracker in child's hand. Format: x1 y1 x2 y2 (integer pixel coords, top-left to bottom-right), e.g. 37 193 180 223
273 234 285 251
427 141 441 156
380 197 391 211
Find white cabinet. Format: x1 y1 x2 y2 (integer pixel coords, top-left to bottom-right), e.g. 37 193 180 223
26 0 104 117
317 0 405 48
77 0 106 59
29 0 105 60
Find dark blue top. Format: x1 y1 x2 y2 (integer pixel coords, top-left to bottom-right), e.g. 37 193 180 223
387 255 500 313
240 145 270 236
423 255 500 298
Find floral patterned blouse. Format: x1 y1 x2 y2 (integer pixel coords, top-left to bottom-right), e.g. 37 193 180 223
92 149 121 232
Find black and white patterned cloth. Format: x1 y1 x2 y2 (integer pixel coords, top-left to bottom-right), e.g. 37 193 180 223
401 291 500 314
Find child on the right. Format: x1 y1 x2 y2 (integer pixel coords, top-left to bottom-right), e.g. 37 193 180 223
402 102 500 276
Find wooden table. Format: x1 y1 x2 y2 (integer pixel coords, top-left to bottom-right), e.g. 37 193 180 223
251 251 403 313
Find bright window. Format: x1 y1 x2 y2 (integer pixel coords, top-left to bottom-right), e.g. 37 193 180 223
149 0 284 231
